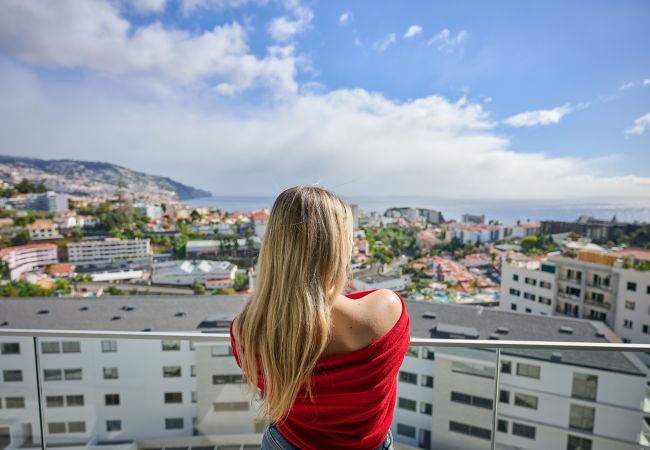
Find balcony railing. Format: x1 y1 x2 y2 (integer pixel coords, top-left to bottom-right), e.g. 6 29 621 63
1 329 649 450
583 297 613 310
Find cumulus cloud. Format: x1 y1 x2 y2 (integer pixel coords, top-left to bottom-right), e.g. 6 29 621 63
0 0 298 95
339 11 352 26
503 104 573 127
403 25 423 39
373 33 396 52
427 28 468 54
129 0 167 12
620 79 650 90
625 113 650 136
268 0 313 42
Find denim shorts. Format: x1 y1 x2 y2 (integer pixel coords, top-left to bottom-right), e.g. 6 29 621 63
260 423 394 450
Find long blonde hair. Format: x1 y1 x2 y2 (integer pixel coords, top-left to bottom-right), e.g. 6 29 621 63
232 185 354 424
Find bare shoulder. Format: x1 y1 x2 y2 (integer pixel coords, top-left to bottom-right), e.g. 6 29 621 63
355 289 403 339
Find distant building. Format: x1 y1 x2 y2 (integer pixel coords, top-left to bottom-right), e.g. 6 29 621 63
27 219 61 241
0 243 59 280
67 238 151 264
186 240 221 259
353 273 405 291
250 210 270 239
461 213 485 225
350 204 360 229
510 222 542 239
152 260 237 286
26 191 68 212
541 217 645 244
455 224 503 244
136 204 164 220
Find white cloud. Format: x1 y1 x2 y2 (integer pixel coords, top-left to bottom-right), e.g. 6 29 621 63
644 79 650 87
503 104 573 127
129 0 167 12
0 0 298 95
267 0 313 42
403 25 422 39
2 61 648 200
625 113 650 136
427 28 468 54
339 11 352 26
373 33 396 52
179 0 266 14
620 78 650 90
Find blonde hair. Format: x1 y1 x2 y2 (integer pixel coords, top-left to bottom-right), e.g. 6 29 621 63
232 185 354 424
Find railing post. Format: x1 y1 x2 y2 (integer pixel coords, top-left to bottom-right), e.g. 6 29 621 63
33 336 47 450
491 348 501 450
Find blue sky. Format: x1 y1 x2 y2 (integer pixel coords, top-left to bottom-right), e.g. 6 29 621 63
0 0 648 198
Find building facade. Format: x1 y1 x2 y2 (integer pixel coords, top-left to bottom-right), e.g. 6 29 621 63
0 243 59 280
67 239 151 264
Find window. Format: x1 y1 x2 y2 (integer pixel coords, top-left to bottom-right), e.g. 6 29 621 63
165 418 184 429
212 374 245 384
64 368 82 380
647 285 650 295
540 281 552 289
421 375 434 388
211 345 233 357
46 396 65 407
523 292 535 301
449 421 491 441
406 346 419 357
422 348 435 360
213 401 249 411
105 394 120 406
164 392 183 404
525 308 532 313
163 366 182 378
644 324 650 334
511 304 517 311
569 404 595 431
538 296 552 305
497 420 508 433
627 281 637 292
623 319 633 329
44 369 62 381
62 341 81 353
512 422 536 439
568 435 592 450
397 423 416 438
101 340 117 352
625 300 636 310
501 360 512 374
420 402 432 415
513 274 519 282
103 367 119 379
572 373 598 401
41 341 60 354
514 393 538 409
106 420 122 432
398 371 417 384
524 277 537 286
189 341 196 351
66 395 84 406
68 422 86 433
1 343 20 354
509 288 521 297
499 390 510 403
48 422 66 434
191 391 197 403
3 370 22 382
516 363 540 379
451 361 495 379
398 397 416 412
191 365 196 377
450 391 493 409
6 397 25 408
162 340 181 351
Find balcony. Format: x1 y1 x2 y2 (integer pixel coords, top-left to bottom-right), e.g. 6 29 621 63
585 281 613 293
557 291 582 303
1 329 649 450
583 297 612 310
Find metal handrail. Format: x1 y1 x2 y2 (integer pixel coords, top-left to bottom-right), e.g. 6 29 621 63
2 329 649 352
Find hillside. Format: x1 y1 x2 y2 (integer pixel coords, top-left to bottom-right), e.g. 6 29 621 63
0 155 211 202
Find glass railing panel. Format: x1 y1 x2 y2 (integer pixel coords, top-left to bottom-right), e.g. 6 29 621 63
0 337 42 448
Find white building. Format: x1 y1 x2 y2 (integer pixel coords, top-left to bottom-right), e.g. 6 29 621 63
353 273 405 291
67 239 151 264
250 211 270 239
186 240 221 259
26 191 68 213
509 222 542 239
152 260 237 286
455 225 503 245
27 220 61 241
136 204 164 220
500 260 557 316
0 243 59 280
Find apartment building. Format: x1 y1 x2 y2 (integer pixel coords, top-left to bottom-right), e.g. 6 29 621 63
0 243 58 280
1 295 647 450
151 260 237 286
27 220 61 241
455 225 503 245
67 238 151 264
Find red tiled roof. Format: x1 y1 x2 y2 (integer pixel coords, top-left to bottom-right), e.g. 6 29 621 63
0 243 57 258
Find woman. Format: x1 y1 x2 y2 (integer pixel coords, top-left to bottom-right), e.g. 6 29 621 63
229 185 411 450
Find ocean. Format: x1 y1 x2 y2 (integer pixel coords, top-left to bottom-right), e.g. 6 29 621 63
186 195 650 225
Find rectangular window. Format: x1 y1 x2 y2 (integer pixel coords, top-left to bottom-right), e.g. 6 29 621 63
191 391 197 403
569 404 595 431
572 373 598 401
3 370 22 382
189 341 196 351
163 366 182 378
538 296 552 305
422 348 435 360
162 340 181 351
5 397 25 408
627 281 637 292
509 288 521 297
103 367 119 379
398 371 417 384
523 292 536 301
499 390 510 404
644 324 650 334
568 435 592 450
540 281 552 289
164 392 183 404
524 277 537 286
106 420 122 432
44 369 62 381
101 340 117 352
420 402 432 415
421 375 434 388
41 341 60 354
397 423 416 438
398 397 417 412
625 300 636 310
513 274 519 282
68 422 86 433
516 363 541 379
512 422 536 439
105 394 120 406
213 402 249 412
212 374 245 384
62 341 81 353
497 419 508 433
450 391 493 409
48 422 66 434
46 396 65 407
623 319 633 329
514 393 538 409
64 368 82 380
449 421 491 441
1 342 20 354
511 303 517 311
451 361 495 379
66 395 84 406
210 345 233 357
501 361 512 374
191 365 196 377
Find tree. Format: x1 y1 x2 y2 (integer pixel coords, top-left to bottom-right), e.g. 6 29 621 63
521 236 539 253
190 209 202 223
11 229 30 246
193 282 206 295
